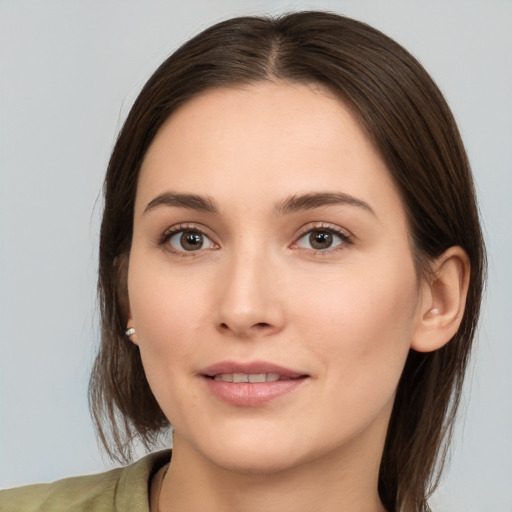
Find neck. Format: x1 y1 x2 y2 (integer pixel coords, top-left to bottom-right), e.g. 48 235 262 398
159 429 388 512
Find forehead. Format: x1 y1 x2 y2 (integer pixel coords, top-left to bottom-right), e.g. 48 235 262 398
137 82 405 226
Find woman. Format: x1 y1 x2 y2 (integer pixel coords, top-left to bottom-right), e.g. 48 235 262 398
1 11 485 512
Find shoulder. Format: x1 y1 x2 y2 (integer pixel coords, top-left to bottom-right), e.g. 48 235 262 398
0 450 171 512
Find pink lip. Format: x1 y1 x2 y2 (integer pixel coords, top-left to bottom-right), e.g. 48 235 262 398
200 360 309 407
201 360 306 378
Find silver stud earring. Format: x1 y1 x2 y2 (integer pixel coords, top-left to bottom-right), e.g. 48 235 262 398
125 327 136 337
430 308 440 316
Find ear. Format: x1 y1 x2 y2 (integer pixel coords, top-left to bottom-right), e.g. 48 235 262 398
411 246 470 353
125 315 139 345
115 253 138 345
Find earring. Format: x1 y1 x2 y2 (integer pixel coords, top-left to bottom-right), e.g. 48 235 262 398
430 308 440 316
125 327 136 337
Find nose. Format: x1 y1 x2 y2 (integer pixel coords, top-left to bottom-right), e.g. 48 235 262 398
215 249 285 339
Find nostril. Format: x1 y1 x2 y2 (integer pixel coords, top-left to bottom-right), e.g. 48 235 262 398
218 321 271 335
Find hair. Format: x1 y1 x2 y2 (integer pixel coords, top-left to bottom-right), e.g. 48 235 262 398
89 11 486 512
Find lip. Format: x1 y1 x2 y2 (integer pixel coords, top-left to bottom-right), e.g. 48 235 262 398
200 360 309 407
201 360 306 378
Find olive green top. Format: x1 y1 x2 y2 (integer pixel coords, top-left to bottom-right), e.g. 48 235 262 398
0 450 171 512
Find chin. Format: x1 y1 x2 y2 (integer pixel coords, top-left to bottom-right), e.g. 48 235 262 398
208 445 306 475
183 428 312 475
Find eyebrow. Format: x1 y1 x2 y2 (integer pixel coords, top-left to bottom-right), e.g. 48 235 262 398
144 192 220 215
276 192 376 217
143 191 376 218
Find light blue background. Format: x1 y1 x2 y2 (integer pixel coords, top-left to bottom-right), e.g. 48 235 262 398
1 1 511 510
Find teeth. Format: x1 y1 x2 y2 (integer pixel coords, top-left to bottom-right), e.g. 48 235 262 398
214 373 233 382
248 374 266 383
213 373 285 383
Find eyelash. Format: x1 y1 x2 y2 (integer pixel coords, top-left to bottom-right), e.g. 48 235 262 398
159 223 216 257
158 223 353 256
293 223 353 254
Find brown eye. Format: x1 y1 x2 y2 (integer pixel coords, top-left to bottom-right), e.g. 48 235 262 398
180 231 203 251
168 229 214 252
295 227 348 252
309 230 333 249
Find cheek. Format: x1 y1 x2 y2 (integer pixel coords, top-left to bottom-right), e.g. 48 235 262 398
128 249 208 339
126 260 211 427
292 257 419 395
126 254 210 388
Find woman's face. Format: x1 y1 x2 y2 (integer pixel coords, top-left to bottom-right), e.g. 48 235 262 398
127 82 429 474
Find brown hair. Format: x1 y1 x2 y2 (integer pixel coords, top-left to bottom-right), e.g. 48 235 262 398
89 11 486 511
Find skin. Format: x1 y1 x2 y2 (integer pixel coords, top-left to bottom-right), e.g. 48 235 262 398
126 82 468 512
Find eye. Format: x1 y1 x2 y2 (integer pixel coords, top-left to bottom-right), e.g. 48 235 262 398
165 228 216 253
295 227 349 251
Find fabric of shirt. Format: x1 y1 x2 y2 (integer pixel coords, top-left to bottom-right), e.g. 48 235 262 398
0 450 171 512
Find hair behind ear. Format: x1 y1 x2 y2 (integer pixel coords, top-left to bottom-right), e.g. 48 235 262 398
89 252 169 463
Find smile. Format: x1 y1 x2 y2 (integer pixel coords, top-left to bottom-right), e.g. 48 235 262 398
212 373 299 383
200 361 309 406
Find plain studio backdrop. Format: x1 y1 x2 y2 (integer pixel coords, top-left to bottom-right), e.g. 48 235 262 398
1 1 511 510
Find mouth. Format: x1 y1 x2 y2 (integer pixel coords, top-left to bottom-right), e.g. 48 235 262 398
209 373 302 383
200 361 309 406
201 360 308 381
